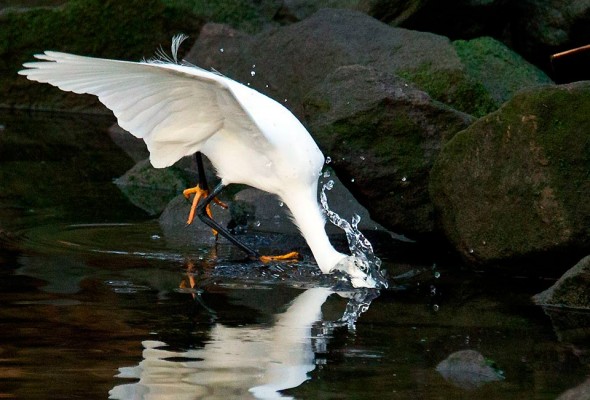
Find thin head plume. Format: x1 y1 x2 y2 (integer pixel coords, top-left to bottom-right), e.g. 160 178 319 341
147 34 190 64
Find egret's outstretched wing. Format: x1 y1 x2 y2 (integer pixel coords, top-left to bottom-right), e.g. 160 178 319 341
19 52 265 167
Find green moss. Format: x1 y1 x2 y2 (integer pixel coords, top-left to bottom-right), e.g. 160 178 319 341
324 102 426 175
1 0 202 109
161 0 273 33
453 37 553 105
398 64 497 118
510 86 590 235
431 82 590 263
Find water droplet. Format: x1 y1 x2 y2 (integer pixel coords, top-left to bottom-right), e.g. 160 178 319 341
252 64 256 68
469 248 474 254
360 155 365 161
323 170 331 178
434 271 441 279
250 70 256 77
351 178 355 183
255 221 261 227
325 180 334 191
325 156 332 164
247 82 251 86
433 304 440 312
219 48 224 53
151 234 161 240
279 201 284 207
430 285 436 296
401 176 407 182
265 84 269 88
284 98 288 103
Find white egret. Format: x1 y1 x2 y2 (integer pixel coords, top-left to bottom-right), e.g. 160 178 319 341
19 36 386 288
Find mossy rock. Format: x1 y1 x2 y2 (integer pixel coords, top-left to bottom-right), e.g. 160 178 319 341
2 0 202 110
397 63 497 118
430 82 590 267
453 37 553 105
161 0 280 34
187 8 468 119
398 37 554 117
114 159 190 215
307 65 474 237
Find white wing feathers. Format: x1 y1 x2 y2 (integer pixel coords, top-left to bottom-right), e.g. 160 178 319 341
19 51 264 168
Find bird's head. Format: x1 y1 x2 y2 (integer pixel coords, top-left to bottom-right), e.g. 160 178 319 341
333 255 388 289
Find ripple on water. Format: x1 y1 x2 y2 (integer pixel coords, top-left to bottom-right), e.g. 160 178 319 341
14 221 359 289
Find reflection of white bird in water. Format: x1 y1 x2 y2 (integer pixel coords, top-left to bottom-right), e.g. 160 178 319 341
19 36 384 288
109 287 334 399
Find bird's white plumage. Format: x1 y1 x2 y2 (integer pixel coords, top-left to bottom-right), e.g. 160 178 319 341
21 52 274 168
19 48 383 287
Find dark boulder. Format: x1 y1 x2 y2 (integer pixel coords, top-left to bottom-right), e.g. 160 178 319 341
114 159 190 215
430 82 590 266
453 37 553 106
306 65 474 237
360 0 590 81
534 256 590 309
186 8 488 117
436 349 504 390
533 257 590 345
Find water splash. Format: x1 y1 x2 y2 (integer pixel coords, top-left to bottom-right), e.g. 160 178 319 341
320 180 387 288
338 289 380 330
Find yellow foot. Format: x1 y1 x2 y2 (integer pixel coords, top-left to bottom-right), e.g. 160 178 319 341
180 261 198 299
260 251 300 263
183 184 228 236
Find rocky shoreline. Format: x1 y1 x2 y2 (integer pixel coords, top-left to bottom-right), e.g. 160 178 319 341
2 2 590 310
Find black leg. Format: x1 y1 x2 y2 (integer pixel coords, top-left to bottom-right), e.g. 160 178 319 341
197 182 260 260
195 152 208 191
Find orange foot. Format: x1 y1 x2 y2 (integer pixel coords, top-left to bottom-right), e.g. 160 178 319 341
260 251 300 263
183 184 228 236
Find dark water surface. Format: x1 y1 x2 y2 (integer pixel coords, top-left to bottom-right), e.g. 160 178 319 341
0 111 588 399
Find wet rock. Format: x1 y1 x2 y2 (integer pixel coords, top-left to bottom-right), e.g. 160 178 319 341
436 349 504 390
307 65 473 238
114 160 189 216
534 256 590 309
533 257 590 345
430 82 590 267
158 173 391 251
158 193 232 248
158 192 312 257
108 124 149 163
557 377 590 400
538 306 590 345
233 175 390 236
